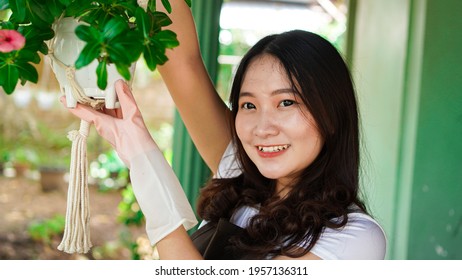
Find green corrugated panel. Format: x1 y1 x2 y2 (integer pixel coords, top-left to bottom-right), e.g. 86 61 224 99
406 0 462 259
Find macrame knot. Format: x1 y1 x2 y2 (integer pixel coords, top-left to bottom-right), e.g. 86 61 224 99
67 130 80 142
65 66 76 81
79 120 90 137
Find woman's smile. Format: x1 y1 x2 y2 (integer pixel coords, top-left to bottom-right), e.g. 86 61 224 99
256 144 290 158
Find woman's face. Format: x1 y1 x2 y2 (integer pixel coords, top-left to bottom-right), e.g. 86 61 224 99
235 54 324 192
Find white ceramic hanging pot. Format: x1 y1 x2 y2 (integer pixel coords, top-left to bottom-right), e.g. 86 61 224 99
49 17 136 109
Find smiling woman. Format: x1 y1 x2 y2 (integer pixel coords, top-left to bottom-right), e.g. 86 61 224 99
192 29 386 259
63 0 386 260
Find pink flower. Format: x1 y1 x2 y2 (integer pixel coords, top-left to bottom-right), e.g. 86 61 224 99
0 30 26 53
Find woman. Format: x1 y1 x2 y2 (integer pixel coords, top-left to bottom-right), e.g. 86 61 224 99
65 0 386 259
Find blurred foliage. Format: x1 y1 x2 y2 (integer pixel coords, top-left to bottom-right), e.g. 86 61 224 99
118 184 144 227
90 150 128 191
216 29 251 101
91 240 128 260
35 122 72 166
27 215 65 244
150 122 173 164
118 228 140 260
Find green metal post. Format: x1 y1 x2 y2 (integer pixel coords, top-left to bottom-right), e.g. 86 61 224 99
172 0 223 218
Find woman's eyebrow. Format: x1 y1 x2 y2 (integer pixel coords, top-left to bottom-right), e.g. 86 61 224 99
239 88 296 98
272 88 297 96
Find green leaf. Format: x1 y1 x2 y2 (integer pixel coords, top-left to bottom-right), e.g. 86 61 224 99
115 63 131 81
17 49 41 64
64 0 94 18
48 0 67 19
155 30 179 49
135 7 150 38
38 28 55 41
17 25 53 54
184 0 192 7
0 21 14 29
143 39 167 71
0 64 6 85
38 42 49 55
147 0 156 12
118 1 138 15
25 0 54 26
10 0 26 22
107 33 143 64
75 42 101 69
161 0 172 13
16 62 38 83
58 0 72 6
18 25 53 41
75 25 101 44
0 64 19 94
96 59 108 90
152 11 172 28
106 44 132 66
102 17 129 41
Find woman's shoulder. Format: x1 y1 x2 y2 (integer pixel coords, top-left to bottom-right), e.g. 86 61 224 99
310 210 387 260
229 205 386 260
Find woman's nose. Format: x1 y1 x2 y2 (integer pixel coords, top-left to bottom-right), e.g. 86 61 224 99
253 111 279 138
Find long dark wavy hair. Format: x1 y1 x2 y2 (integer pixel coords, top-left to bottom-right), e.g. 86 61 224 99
197 30 366 259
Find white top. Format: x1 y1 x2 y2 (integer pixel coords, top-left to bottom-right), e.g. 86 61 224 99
208 143 387 260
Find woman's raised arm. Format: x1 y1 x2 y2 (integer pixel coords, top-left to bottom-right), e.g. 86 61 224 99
157 0 232 173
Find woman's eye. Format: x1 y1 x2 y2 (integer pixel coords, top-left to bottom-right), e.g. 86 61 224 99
279 100 296 107
241 102 256 110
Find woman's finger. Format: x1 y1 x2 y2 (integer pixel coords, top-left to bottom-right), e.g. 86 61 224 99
101 107 122 119
114 79 139 119
60 95 112 125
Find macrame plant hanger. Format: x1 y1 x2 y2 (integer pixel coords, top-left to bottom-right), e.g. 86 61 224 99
48 47 105 254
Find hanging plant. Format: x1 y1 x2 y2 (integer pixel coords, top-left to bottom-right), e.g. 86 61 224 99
0 0 191 94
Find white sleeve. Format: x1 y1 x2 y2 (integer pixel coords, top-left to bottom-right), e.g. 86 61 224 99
214 142 242 179
309 213 387 260
129 149 198 245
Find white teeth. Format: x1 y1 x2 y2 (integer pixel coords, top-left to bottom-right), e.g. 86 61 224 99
258 145 289 152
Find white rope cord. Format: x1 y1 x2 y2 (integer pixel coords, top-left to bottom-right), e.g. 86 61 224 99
49 49 102 254
57 120 92 254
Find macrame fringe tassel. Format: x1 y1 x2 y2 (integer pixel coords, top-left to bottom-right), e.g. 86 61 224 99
58 120 92 254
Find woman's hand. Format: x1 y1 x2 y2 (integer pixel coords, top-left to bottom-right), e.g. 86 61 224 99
62 79 198 250
61 79 156 167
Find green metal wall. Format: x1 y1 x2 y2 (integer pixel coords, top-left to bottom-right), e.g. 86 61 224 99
351 0 462 259
407 0 462 259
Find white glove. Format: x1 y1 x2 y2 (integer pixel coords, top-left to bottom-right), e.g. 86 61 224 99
63 79 198 245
